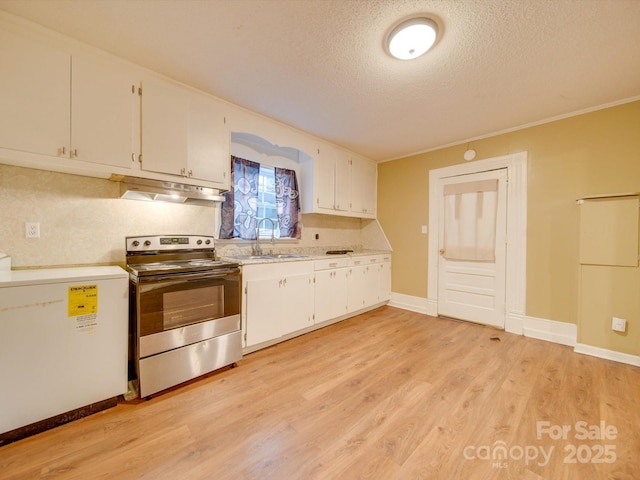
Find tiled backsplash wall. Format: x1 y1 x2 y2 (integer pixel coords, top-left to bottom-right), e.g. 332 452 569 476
0 165 388 268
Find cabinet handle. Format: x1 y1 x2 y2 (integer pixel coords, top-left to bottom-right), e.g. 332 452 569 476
71 148 78 158
283 278 287 286
279 279 283 287
188 169 193 177
58 146 66 156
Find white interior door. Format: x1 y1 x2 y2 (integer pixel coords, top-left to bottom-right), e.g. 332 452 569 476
437 169 507 328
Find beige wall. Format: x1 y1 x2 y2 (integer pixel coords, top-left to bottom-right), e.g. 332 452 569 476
378 100 640 328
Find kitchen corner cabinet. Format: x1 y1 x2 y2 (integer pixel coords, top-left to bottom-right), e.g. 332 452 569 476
300 144 377 219
379 258 392 302
242 262 314 347
347 255 391 313
140 78 230 188
0 28 136 169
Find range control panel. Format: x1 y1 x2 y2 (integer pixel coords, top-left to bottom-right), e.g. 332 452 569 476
126 235 214 252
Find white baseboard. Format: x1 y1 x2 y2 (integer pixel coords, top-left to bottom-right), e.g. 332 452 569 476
521 315 577 347
388 292 428 314
574 343 640 367
389 293 640 367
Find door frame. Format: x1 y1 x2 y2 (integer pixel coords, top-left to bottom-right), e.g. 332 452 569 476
427 151 527 334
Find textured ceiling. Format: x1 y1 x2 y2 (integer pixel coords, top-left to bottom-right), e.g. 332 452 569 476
1 0 639 161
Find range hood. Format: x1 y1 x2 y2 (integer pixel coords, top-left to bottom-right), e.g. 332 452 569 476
110 175 226 206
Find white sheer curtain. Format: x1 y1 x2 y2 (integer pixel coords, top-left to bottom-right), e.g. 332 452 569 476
443 179 499 261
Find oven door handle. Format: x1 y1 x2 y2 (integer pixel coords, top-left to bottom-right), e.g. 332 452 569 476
138 268 240 284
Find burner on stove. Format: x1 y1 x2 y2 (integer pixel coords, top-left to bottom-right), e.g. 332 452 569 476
125 235 238 277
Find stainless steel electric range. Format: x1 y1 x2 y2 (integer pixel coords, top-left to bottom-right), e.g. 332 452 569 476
126 235 241 398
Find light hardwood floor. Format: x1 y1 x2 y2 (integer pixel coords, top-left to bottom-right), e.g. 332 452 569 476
1 306 639 479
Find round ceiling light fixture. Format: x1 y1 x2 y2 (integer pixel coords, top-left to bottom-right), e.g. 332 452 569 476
387 17 438 60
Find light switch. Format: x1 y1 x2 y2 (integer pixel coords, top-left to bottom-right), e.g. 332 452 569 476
421 225 428 234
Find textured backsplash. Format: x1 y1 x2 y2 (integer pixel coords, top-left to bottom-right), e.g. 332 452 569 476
0 164 388 268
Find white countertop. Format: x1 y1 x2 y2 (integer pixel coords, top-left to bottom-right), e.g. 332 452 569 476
220 250 391 265
0 266 128 287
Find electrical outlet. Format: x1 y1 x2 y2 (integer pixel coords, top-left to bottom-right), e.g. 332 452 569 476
25 222 40 238
611 317 626 333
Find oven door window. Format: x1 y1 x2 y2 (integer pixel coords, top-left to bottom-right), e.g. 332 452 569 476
138 272 239 337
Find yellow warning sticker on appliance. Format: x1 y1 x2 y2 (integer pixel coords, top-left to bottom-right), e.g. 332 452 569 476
68 284 98 317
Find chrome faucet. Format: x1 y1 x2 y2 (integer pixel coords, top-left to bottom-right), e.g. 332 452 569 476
253 217 275 256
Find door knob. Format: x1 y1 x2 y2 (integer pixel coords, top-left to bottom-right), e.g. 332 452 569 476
439 249 445 255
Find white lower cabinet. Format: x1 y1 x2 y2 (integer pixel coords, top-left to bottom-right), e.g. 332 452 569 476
347 255 392 313
379 258 392 302
243 262 314 348
314 258 349 323
243 254 391 351
347 264 378 313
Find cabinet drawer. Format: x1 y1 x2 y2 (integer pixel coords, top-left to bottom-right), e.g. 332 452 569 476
314 257 350 271
350 255 378 266
350 254 391 266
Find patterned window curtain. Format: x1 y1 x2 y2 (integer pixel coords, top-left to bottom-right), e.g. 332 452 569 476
220 156 260 239
443 179 498 261
274 167 301 239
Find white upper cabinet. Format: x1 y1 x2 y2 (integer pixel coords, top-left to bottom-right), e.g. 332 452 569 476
0 28 136 170
335 151 351 212
140 78 188 177
71 55 137 169
188 94 229 185
316 144 350 212
140 77 229 188
301 144 376 219
0 28 70 158
350 154 377 217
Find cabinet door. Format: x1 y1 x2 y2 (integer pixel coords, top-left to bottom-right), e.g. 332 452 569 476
333 268 349 317
379 262 392 302
245 277 282 346
316 146 336 209
334 152 351 212
140 78 188 176
363 264 380 307
72 55 136 169
347 265 368 313
315 269 349 323
314 270 334 324
0 28 70 157
281 273 313 334
187 93 229 186
351 155 377 216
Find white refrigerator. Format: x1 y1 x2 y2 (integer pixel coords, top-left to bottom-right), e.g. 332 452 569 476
0 266 129 436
